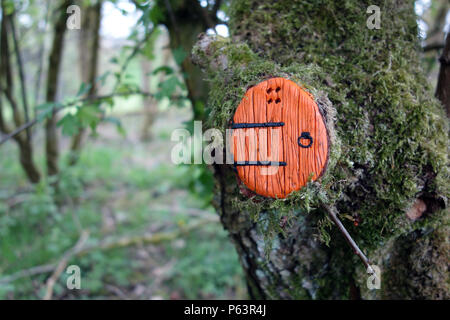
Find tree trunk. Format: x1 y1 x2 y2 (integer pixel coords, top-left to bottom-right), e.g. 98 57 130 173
157 0 220 120
140 34 171 141
139 57 157 141
0 3 41 183
69 0 102 165
436 32 450 117
423 0 449 52
193 0 449 299
45 0 72 176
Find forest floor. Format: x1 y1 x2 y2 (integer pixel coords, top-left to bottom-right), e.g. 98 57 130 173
0 105 246 299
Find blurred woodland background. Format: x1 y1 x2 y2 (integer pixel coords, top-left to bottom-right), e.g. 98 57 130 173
0 0 448 299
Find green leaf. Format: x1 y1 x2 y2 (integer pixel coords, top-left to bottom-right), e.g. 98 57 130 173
141 28 161 60
76 82 92 97
77 105 101 130
149 5 164 24
116 82 140 95
155 76 182 100
152 66 174 76
3 1 15 15
36 102 58 111
96 71 111 86
102 97 115 108
35 102 60 122
172 47 187 65
57 114 80 136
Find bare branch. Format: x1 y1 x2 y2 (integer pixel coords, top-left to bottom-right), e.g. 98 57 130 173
43 231 89 300
423 42 445 52
324 205 373 271
0 90 184 146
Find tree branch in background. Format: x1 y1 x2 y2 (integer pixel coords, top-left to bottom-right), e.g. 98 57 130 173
159 0 213 121
423 42 445 52
0 90 183 147
1 9 21 127
140 35 171 141
45 0 73 177
9 11 31 141
114 28 157 93
34 1 51 105
0 2 41 183
436 32 450 117
69 0 102 165
423 0 450 48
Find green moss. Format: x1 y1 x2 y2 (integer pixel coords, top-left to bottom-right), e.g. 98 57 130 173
193 0 449 298
195 0 448 251
356 212 449 299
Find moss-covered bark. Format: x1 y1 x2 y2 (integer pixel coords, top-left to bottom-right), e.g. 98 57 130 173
193 0 448 299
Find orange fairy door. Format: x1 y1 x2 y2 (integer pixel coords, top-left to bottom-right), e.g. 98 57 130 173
232 77 329 199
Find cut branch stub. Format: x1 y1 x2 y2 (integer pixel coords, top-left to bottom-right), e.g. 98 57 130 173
232 77 329 198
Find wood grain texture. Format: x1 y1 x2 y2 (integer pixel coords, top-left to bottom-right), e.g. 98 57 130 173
232 78 329 198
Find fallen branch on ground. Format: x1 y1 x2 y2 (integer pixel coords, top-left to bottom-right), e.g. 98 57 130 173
0 216 219 287
44 231 89 300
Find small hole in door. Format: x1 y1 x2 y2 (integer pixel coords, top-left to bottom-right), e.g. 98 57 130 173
275 87 281 92
266 88 273 94
275 98 281 104
268 98 273 104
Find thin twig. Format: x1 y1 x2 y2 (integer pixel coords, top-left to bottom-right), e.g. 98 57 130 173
0 91 183 146
43 231 89 300
324 205 373 273
0 264 55 284
113 28 156 92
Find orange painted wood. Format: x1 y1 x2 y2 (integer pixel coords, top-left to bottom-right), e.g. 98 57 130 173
232 77 329 199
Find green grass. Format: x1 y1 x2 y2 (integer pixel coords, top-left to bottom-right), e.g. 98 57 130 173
0 111 245 300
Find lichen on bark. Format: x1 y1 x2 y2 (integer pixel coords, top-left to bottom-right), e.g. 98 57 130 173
193 0 449 299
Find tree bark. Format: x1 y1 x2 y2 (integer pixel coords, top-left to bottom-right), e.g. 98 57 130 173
45 0 72 176
157 0 221 120
69 0 102 165
34 1 51 105
139 57 157 141
140 33 171 141
436 32 450 117
424 0 449 50
194 0 449 299
0 3 41 183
